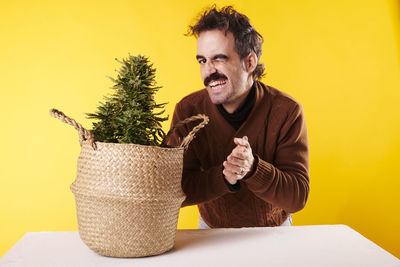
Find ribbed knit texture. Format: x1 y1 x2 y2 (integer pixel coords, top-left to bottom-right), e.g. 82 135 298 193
168 81 310 228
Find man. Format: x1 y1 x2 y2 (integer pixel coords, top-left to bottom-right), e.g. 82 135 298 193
168 6 309 228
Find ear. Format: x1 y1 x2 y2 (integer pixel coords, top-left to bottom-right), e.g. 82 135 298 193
245 52 257 74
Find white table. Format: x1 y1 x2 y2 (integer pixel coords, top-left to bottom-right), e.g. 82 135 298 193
1 225 399 267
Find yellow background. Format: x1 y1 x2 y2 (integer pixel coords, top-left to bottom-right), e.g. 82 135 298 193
1 0 399 258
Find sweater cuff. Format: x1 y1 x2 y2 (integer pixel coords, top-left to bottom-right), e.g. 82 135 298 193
220 164 241 192
223 175 240 192
213 164 236 195
243 154 274 190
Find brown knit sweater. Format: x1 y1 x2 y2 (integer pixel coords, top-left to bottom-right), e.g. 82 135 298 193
168 81 310 227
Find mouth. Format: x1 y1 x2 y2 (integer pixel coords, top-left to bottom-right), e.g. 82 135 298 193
204 72 227 87
208 78 227 90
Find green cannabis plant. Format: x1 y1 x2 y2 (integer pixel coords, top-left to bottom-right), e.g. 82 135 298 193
86 54 168 145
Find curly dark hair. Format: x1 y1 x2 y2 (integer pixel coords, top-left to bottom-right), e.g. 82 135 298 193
187 5 265 80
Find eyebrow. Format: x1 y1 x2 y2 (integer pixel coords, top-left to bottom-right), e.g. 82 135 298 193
196 54 229 60
213 54 228 60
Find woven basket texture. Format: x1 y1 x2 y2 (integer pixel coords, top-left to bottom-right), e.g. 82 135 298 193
71 141 186 257
50 109 208 258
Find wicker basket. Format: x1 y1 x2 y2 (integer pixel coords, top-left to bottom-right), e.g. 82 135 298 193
50 109 209 258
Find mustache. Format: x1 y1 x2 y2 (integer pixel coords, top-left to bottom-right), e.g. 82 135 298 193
204 72 227 86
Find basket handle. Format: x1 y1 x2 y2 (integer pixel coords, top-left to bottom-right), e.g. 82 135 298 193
50 108 209 151
162 114 209 151
49 109 97 150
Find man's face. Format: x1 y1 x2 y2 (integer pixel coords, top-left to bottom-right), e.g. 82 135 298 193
196 30 252 110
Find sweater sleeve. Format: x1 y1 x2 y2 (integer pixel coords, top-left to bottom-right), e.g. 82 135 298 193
168 102 232 207
243 103 310 213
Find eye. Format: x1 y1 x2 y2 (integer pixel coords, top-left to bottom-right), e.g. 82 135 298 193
213 55 228 62
198 58 206 64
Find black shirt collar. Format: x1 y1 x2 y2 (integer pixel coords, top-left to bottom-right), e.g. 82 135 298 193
216 82 256 131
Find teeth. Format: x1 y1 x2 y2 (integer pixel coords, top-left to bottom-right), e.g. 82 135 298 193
209 80 226 87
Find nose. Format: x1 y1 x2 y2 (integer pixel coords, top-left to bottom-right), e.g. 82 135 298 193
203 60 216 79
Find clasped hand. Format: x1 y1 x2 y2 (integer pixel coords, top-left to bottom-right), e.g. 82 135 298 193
223 136 254 185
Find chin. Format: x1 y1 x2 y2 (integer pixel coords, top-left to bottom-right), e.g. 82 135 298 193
207 93 227 105
207 90 230 105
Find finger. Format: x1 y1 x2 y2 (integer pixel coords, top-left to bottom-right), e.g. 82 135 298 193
231 148 248 160
224 176 237 185
223 167 238 183
234 137 250 148
227 155 247 167
223 168 242 184
233 137 246 147
223 160 247 174
232 144 248 154
241 136 250 148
